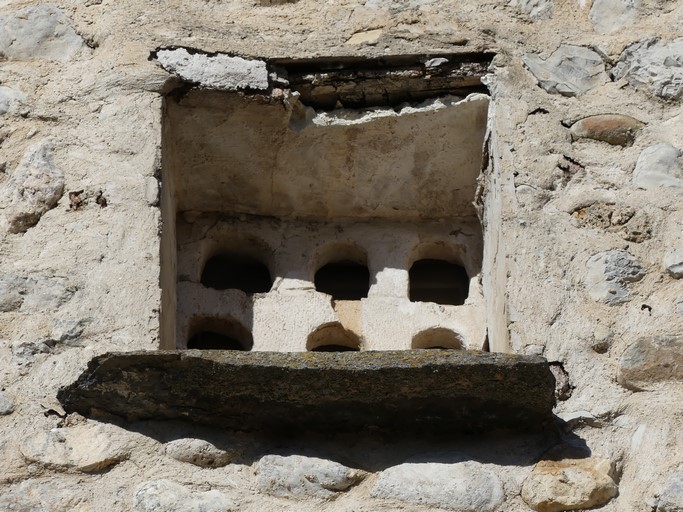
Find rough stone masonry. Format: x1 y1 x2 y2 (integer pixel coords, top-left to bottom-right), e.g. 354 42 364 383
0 1 681 512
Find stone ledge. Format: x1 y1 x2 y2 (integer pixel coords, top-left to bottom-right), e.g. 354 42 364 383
58 350 556 433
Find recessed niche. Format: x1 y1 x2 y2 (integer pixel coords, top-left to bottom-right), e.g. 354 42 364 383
187 317 253 351
409 259 470 306
412 328 464 350
160 54 493 352
201 253 272 294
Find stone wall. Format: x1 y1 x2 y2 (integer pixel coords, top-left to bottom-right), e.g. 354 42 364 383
0 1 681 511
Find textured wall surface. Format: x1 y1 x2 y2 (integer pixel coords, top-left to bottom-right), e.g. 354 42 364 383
0 0 681 510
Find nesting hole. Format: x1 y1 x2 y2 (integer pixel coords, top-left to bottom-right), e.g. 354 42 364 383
307 323 361 352
187 317 253 351
314 243 370 300
201 253 272 294
412 328 464 350
409 259 469 306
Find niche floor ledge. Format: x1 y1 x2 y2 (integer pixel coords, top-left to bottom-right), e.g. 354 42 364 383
58 350 556 433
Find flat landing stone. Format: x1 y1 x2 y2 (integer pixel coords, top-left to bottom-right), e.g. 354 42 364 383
58 350 555 433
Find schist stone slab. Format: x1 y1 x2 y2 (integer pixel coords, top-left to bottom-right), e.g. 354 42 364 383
58 350 556 433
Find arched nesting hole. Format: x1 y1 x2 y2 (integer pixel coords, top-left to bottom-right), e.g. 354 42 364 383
314 243 370 300
307 323 361 352
409 259 469 306
201 253 272 294
187 317 253 351
412 328 464 350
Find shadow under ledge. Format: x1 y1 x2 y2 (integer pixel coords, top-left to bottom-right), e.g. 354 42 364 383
57 349 556 434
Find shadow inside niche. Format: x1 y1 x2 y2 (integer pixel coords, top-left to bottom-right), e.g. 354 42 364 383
121 416 589 471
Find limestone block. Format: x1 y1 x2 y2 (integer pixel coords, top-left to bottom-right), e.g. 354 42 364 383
372 461 504 511
155 48 269 90
0 275 26 312
633 143 683 189
164 438 235 468
589 0 639 34
256 454 366 498
21 275 75 312
569 114 644 146
585 250 645 305
664 248 683 278
20 424 129 473
0 391 14 415
134 480 235 512
657 472 683 512
612 38 683 100
523 45 608 96
0 86 28 116
51 318 89 343
0 4 84 61
618 335 683 391
510 0 554 20
0 479 92 512
521 457 618 512
1 141 65 234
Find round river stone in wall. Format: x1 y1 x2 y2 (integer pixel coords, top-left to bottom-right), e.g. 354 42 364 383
371 461 504 512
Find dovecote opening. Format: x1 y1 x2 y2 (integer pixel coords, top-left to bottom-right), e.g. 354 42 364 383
412 328 464 350
315 262 370 301
307 322 361 352
201 253 272 294
409 259 470 306
187 316 253 351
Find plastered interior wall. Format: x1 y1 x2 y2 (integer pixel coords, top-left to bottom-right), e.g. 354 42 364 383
0 1 681 511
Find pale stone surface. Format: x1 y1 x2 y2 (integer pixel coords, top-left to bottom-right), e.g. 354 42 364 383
0 275 26 312
20 424 129 472
523 45 608 96
584 250 645 305
612 38 683 100
0 479 92 512
618 335 683 391
256 455 366 498
372 461 505 511
589 0 639 34
521 457 618 512
1 141 65 234
0 391 14 415
569 114 644 146
0 86 28 116
510 0 553 20
657 472 683 512
134 480 235 512
633 144 683 189
0 4 84 61
21 275 75 312
164 438 235 468
156 48 269 90
665 249 683 278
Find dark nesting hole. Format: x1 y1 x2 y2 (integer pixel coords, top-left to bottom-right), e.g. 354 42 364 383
314 261 370 300
311 344 359 352
187 317 253 351
201 253 272 294
409 259 469 306
412 328 464 350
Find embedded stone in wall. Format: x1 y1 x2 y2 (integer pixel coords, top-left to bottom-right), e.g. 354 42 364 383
0 479 91 512
1 141 65 234
20 424 129 473
21 275 75 312
256 455 366 498
371 461 504 512
633 143 683 189
584 250 645 305
569 114 644 146
521 456 618 512
612 38 683 100
155 48 269 90
523 45 608 96
134 480 235 512
0 391 14 415
571 203 651 242
618 335 683 391
0 4 85 61
589 0 639 34
164 438 236 468
656 472 683 512
664 248 683 278
510 0 554 20
0 86 28 116
0 275 26 312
